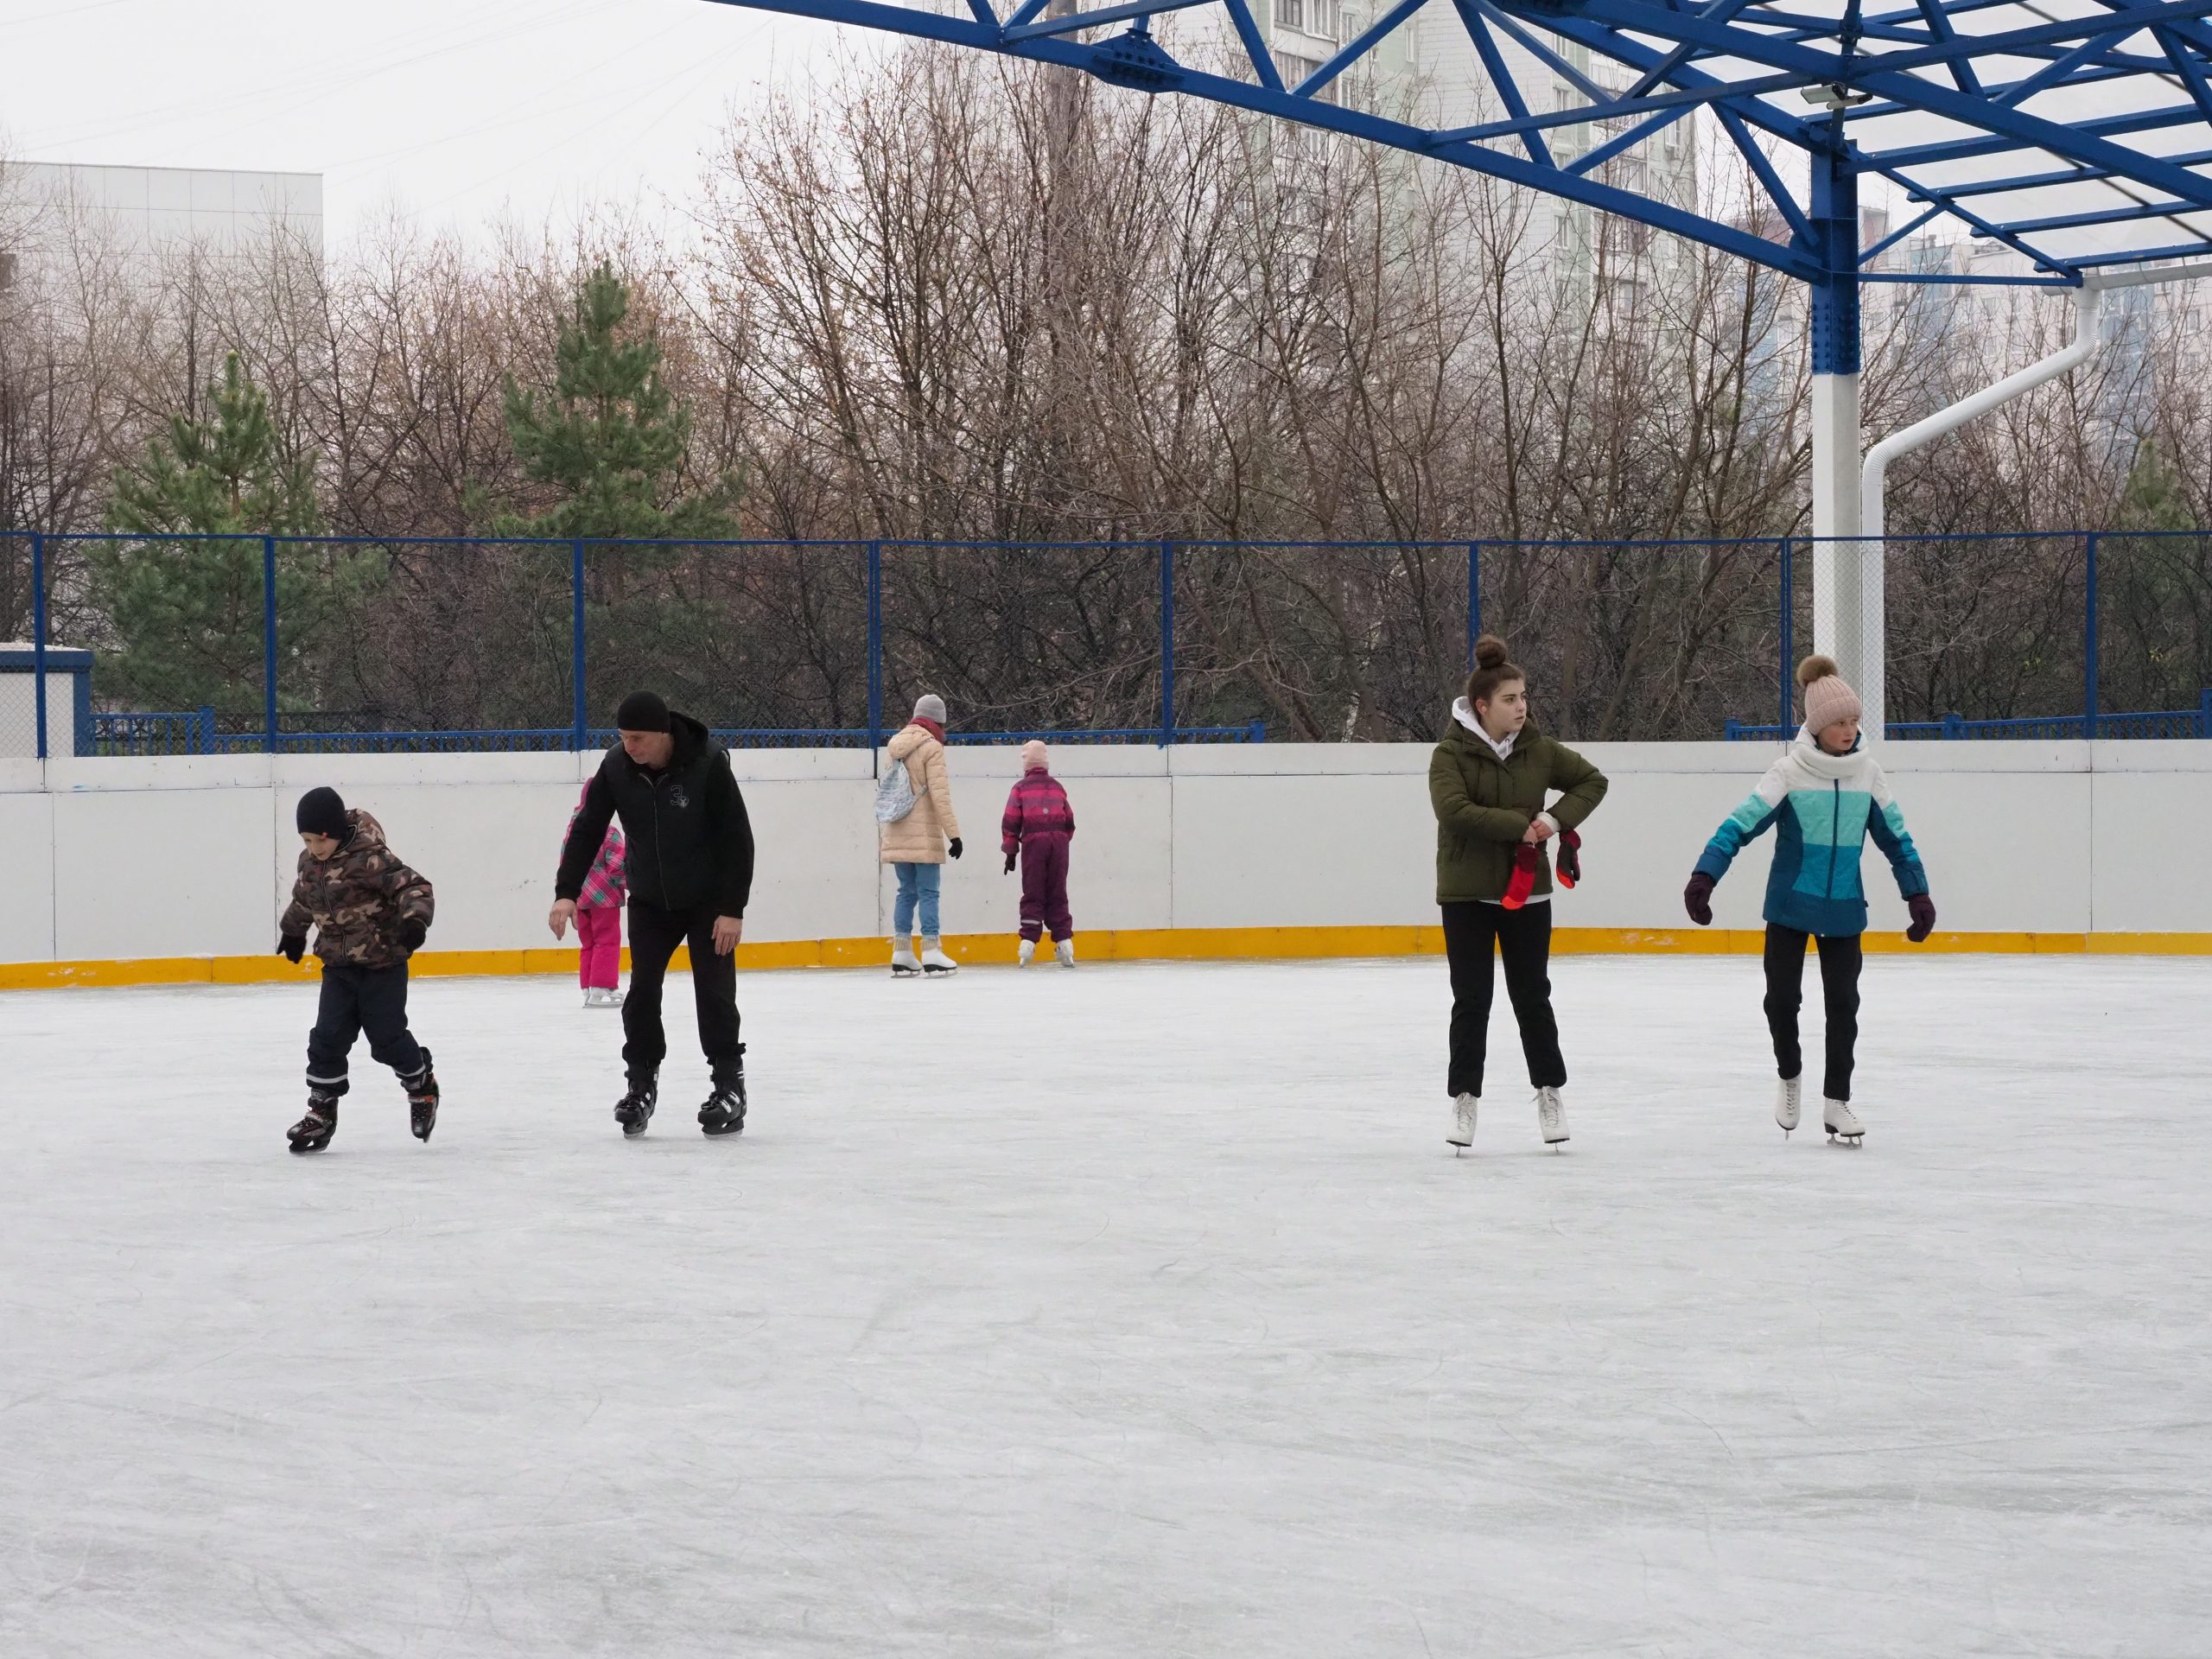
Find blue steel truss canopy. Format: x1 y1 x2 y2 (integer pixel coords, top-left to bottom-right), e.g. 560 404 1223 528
703 0 2212 286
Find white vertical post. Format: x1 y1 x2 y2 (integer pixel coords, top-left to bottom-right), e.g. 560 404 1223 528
1812 370 1878 736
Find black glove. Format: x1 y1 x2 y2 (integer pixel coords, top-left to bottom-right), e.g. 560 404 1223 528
1906 893 1936 944
399 918 429 952
1683 872 1715 927
948 837 963 861
1555 827 1582 889
1004 851 1017 874
277 933 306 964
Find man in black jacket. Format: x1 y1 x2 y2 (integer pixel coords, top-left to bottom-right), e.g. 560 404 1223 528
552 690 755 1138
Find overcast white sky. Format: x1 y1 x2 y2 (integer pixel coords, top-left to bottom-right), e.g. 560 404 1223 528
0 0 849 245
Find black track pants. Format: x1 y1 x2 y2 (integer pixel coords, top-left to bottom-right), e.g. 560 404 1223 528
307 963 428 1096
1440 900 1566 1099
1763 924 1863 1102
623 899 744 1087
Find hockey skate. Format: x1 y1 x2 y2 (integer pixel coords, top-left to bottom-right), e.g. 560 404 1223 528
1536 1085 1570 1147
406 1052 440 1144
1054 938 1076 969
890 938 921 977
698 1053 747 1138
614 1077 658 1137
1447 1092 1477 1151
1823 1098 1865 1145
1776 1074 1802 1135
287 1092 340 1154
1017 938 1037 967
919 939 958 976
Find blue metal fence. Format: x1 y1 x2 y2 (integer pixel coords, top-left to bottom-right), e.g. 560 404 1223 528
7 529 2211 755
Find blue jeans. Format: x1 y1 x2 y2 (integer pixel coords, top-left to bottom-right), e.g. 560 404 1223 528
893 862 942 940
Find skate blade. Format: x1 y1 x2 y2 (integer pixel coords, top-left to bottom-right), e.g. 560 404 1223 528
701 1120 745 1137
288 1138 331 1154
1826 1132 1864 1144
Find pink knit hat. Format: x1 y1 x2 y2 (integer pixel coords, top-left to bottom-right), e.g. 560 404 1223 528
1021 740 1049 771
1797 654 1863 732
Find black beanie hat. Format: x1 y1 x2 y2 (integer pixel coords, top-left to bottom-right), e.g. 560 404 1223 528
615 690 671 733
296 786 349 840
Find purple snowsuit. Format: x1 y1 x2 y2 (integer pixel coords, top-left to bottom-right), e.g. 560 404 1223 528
1001 767 1076 943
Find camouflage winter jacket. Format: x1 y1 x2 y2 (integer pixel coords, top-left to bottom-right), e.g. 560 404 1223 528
280 810 435 969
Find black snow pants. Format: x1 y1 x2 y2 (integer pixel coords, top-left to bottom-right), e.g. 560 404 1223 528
623 899 745 1088
1440 900 1567 1100
1763 924 1863 1102
308 963 429 1096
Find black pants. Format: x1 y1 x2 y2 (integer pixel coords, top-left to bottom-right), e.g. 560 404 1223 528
624 899 744 1087
307 963 428 1096
1764 925 1863 1102
1440 901 1567 1098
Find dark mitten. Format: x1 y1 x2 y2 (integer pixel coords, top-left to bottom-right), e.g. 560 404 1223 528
1500 842 1541 911
1907 893 1936 944
948 837 964 861
399 918 429 952
1555 828 1582 889
1683 872 1715 926
277 933 306 964
1003 852 1017 874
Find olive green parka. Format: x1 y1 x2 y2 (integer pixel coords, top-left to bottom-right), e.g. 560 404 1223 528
1428 705 1609 904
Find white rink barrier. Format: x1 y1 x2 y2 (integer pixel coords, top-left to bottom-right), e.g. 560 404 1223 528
3 740 2209 980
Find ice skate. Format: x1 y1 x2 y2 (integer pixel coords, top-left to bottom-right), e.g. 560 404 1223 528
613 1077 658 1137
287 1093 339 1154
1776 1074 1802 1135
699 1050 747 1137
405 1052 440 1143
1054 938 1076 969
1018 938 1037 966
890 938 920 977
1823 1098 1865 1144
919 939 958 976
1536 1085 1569 1147
1447 1092 1477 1151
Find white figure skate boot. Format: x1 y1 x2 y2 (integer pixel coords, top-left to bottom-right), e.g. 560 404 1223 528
1776 1075 1802 1135
1054 938 1076 968
1536 1086 1569 1147
1018 938 1036 966
919 939 958 976
890 938 920 977
1824 1098 1865 1144
1448 1093 1477 1151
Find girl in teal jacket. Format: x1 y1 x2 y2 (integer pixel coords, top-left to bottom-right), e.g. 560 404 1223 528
1682 656 1936 1143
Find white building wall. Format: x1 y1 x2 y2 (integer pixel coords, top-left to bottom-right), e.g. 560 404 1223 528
2 741 2208 967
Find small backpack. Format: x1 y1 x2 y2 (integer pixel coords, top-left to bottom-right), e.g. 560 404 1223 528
874 750 918 823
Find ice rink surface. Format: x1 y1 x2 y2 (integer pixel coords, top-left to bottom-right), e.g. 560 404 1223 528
4 953 2209 1657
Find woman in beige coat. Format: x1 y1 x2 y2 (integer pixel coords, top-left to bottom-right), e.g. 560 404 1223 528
882 693 964 976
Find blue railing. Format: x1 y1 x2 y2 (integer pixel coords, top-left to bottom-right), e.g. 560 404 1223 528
1725 690 2212 742
91 708 219 755
183 721 1266 755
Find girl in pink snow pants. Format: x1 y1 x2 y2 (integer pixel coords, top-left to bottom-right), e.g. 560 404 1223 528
1001 741 1077 966
566 781 628 1005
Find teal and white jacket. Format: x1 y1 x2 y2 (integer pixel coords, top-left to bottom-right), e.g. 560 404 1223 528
1695 729 1929 938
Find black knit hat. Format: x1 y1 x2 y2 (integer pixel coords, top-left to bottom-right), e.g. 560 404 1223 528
296 786 349 840
615 690 671 733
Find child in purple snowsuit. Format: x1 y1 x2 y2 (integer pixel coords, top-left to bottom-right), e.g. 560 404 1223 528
566 780 628 1006
1001 740 1077 967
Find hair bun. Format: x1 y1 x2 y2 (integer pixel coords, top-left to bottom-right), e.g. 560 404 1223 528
1796 652 1840 689
1472 633 1510 671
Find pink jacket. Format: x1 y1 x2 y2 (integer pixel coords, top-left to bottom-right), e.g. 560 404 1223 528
568 786 627 908
1001 767 1075 856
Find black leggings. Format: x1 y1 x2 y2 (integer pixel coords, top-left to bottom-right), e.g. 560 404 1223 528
1763 925 1862 1102
1440 901 1566 1099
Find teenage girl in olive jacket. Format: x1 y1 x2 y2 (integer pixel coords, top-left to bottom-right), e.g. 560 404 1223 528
1427 635 1609 1153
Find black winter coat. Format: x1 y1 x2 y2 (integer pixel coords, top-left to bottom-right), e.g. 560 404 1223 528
556 712 755 918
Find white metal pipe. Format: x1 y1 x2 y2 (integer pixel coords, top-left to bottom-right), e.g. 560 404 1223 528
1855 282 2109 741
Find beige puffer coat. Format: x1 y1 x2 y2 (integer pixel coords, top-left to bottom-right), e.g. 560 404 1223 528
879 723 962 865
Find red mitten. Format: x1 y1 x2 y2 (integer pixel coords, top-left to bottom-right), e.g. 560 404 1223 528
1501 842 1541 910
1555 828 1582 889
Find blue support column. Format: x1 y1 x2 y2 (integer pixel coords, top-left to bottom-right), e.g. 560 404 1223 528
1466 542 1482 668
262 536 279 756
1159 538 1176 747
1778 535 1794 730
2083 531 2100 740
31 532 48 761
571 537 588 749
866 540 883 761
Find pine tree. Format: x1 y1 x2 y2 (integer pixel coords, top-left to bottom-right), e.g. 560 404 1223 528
2118 437 2198 534
98 353 342 718
496 264 736 543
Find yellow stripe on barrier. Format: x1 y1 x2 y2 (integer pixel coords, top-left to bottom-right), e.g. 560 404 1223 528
5 925 2211 990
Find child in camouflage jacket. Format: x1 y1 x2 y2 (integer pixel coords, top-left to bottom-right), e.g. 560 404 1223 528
277 786 439 1153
